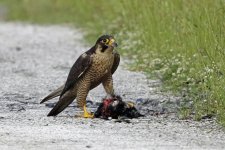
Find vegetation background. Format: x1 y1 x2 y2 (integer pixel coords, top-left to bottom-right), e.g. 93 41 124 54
0 0 224 126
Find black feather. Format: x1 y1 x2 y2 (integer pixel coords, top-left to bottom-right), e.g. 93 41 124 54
111 50 120 74
47 94 76 116
60 48 94 97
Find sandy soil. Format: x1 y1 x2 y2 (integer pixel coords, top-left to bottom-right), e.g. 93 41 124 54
0 22 225 150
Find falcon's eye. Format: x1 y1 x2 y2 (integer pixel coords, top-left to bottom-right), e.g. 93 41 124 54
102 39 109 43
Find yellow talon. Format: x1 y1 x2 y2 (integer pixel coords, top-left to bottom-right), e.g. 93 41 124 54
75 105 93 118
83 105 94 118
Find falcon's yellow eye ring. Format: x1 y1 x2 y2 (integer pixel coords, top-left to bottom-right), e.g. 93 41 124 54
102 39 109 44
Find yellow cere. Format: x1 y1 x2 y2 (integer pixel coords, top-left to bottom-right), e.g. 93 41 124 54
109 39 115 45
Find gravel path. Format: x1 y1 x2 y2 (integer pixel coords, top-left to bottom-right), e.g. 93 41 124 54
0 22 225 150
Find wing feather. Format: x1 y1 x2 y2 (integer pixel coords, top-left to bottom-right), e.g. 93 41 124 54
111 50 120 74
60 52 92 97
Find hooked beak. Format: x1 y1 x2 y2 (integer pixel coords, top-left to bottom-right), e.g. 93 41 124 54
108 39 118 48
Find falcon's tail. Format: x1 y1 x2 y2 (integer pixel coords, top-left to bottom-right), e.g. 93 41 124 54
47 94 76 116
40 85 64 104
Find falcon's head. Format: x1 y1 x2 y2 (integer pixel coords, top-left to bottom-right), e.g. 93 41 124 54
95 35 118 52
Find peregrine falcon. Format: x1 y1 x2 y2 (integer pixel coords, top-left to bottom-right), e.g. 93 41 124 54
40 35 120 118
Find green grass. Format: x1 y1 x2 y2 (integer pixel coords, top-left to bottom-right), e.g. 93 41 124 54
1 0 225 125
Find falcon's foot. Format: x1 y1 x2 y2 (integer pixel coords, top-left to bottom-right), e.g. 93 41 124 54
83 111 94 118
75 105 93 118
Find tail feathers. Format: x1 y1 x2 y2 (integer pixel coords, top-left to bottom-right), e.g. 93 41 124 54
47 94 76 116
40 85 64 104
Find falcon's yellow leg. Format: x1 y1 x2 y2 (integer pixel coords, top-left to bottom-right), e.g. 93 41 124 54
83 105 94 118
75 105 93 118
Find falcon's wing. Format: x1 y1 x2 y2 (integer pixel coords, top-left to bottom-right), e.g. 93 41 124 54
60 52 93 97
111 50 120 74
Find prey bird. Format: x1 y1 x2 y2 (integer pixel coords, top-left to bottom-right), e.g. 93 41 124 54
40 35 120 118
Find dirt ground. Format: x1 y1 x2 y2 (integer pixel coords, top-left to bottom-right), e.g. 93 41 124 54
0 22 225 150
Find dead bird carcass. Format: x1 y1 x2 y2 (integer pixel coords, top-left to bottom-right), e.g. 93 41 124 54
94 95 144 119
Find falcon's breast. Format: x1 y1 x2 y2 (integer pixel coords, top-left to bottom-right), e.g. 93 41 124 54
87 52 114 83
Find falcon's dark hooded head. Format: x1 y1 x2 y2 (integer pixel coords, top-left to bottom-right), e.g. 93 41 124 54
95 35 118 52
